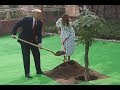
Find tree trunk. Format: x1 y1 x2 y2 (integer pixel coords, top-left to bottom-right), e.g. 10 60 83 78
96 5 99 15
84 42 90 81
103 5 106 18
90 5 94 12
114 5 118 19
84 42 89 70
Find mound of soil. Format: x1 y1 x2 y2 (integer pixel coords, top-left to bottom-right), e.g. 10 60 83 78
44 60 108 84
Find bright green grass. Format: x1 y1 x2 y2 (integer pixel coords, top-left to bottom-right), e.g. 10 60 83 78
0 34 120 85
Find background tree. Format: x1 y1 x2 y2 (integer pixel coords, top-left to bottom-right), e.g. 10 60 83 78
9 5 18 8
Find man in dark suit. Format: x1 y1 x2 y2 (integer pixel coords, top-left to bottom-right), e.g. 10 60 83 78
11 9 43 78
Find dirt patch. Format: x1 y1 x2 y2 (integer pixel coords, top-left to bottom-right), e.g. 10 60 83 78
44 60 108 85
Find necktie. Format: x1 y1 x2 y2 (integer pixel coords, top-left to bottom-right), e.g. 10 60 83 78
33 20 37 41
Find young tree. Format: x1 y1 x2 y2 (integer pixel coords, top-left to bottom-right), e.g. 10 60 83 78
73 8 105 81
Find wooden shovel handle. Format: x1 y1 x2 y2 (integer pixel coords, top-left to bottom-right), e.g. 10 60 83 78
14 36 55 54
41 47 55 54
16 36 38 47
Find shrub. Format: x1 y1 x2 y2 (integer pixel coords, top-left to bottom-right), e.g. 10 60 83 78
44 22 58 33
97 21 120 40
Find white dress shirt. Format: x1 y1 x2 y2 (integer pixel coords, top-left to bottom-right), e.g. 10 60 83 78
32 17 37 29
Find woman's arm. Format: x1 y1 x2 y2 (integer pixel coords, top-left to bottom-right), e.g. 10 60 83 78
56 27 61 35
62 38 68 45
56 18 62 35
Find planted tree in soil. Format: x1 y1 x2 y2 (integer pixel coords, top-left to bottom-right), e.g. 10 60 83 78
73 8 105 81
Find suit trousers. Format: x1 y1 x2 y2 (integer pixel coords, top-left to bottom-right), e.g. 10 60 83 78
20 40 41 75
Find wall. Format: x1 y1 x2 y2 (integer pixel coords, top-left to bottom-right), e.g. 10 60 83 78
87 5 120 20
0 19 20 36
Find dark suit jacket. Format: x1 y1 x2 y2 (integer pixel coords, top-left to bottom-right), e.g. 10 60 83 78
12 17 42 43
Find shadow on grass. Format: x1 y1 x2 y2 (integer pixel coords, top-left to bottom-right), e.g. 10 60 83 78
5 74 58 85
5 75 38 85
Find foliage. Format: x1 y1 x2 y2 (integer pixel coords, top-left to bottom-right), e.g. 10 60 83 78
73 9 105 46
9 5 19 8
97 21 120 40
0 10 30 20
44 22 58 33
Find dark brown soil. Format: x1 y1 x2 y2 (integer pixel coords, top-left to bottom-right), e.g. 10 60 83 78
44 60 108 84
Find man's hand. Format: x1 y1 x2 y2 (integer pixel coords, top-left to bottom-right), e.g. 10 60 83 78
38 43 43 49
11 35 16 39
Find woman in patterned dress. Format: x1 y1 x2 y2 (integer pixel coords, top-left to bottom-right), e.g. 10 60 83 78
56 13 75 62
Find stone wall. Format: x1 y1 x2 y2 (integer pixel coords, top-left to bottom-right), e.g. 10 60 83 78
87 5 120 20
0 19 21 36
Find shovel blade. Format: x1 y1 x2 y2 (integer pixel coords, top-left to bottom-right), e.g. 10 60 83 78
54 51 66 56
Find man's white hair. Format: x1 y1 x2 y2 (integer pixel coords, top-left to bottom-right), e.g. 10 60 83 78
32 9 42 13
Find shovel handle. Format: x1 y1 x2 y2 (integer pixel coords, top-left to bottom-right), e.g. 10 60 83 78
14 36 55 54
41 47 55 54
15 36 39 47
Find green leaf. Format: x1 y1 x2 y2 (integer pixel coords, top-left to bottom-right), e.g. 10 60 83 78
73 9 105 46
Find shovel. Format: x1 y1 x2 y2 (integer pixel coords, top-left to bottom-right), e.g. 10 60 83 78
14 36 65 56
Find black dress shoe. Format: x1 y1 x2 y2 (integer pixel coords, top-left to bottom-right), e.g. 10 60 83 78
25 74 33 78
36 72 45 75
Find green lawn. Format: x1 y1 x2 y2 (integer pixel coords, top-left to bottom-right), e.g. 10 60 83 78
0 34 120 85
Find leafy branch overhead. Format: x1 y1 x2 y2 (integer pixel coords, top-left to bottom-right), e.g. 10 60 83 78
73 9 105 46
